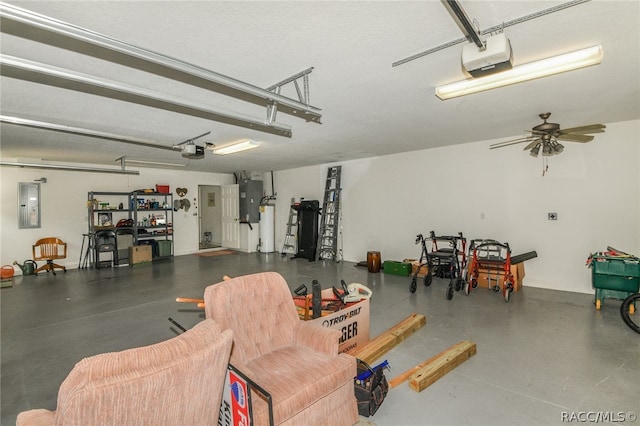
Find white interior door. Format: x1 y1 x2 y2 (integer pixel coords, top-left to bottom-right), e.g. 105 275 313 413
198 185 222 248
221 184 240 249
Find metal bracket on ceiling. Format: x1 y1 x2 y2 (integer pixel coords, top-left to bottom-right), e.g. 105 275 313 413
265 67 315 125
444 0 484 50
0 2 322 129
392 0 591 67
0 55 294 137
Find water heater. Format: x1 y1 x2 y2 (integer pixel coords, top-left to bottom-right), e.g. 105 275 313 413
259 204 275 253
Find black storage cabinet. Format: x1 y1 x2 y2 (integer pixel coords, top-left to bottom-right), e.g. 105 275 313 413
293 200 320 261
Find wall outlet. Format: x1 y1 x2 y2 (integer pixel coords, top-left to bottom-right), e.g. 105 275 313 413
548 212 558 220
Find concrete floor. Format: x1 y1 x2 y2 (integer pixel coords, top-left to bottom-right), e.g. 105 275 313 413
1 252 638 425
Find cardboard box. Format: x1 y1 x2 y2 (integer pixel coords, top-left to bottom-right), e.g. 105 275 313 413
404 258 428 277
130 245 152 264
468 263 524 292
218 366 249 426
308 288 370 354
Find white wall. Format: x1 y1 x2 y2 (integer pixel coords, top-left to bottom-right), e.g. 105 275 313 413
0 166 233 270
268 119 639 294
2 120 637 293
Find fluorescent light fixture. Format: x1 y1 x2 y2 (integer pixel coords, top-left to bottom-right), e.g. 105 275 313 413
213 140 259 155
435 45 603 100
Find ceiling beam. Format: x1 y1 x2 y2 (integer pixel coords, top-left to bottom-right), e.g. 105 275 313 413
0 2 322 124
0 115 176 150
0 55 293 138
0 161 140 175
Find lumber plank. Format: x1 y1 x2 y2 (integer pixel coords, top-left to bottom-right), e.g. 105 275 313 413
389 313 427 339
389 357 436 389
389 340 475 388
407 340 476 392
350 313 426 364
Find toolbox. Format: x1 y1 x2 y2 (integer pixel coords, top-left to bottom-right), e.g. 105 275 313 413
383 260 412 276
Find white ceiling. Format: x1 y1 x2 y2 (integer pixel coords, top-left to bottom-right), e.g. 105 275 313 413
1 0 638 174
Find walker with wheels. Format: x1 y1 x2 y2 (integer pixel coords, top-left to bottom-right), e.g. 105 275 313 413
465 240 515 303
409 231 466 300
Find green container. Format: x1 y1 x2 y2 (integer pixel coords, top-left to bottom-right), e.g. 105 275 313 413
157 240 172 257
383 260 411 276
591 256 640 292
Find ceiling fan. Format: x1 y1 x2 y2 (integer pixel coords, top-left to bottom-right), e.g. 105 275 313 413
172 131 212 159
489 112 605 157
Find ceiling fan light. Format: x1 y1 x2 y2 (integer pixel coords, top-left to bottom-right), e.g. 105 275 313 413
553 142 564 154
213 140 259 155
529 145 540 157
435 45 603 100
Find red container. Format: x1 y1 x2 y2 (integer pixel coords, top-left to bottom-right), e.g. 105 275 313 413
1 265 15 279
155 184 170 194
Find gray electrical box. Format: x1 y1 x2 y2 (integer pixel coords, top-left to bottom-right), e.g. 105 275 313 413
239 179 263 222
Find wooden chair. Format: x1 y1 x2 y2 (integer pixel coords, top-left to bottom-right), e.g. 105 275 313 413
32 237 67 275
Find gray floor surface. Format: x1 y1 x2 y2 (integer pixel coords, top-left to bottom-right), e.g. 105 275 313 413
1 251 638 425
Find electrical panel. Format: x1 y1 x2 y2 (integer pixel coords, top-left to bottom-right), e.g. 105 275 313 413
239 179 263 222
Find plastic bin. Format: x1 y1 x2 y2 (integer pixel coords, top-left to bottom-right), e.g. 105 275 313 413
157 240 172 257
155 184 170 194
591 256 640 292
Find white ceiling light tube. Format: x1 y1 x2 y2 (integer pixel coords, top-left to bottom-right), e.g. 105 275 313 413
435 45 603 100
213 140 259 155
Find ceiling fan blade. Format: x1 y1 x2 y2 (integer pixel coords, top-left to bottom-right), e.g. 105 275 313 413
561 129 605 135
489 136 535 149
559 124 605 134
523 138 542 151
556 133 594 142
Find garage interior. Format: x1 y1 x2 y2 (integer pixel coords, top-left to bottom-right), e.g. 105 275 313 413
1 1 639 425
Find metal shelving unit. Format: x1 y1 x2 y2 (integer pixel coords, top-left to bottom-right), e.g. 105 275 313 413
86 191 174 267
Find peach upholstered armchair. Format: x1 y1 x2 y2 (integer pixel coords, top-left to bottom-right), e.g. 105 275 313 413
16 319 233 426
204 271 359 426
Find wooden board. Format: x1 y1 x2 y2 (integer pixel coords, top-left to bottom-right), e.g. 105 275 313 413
350 313 426 364
399 340 476 393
